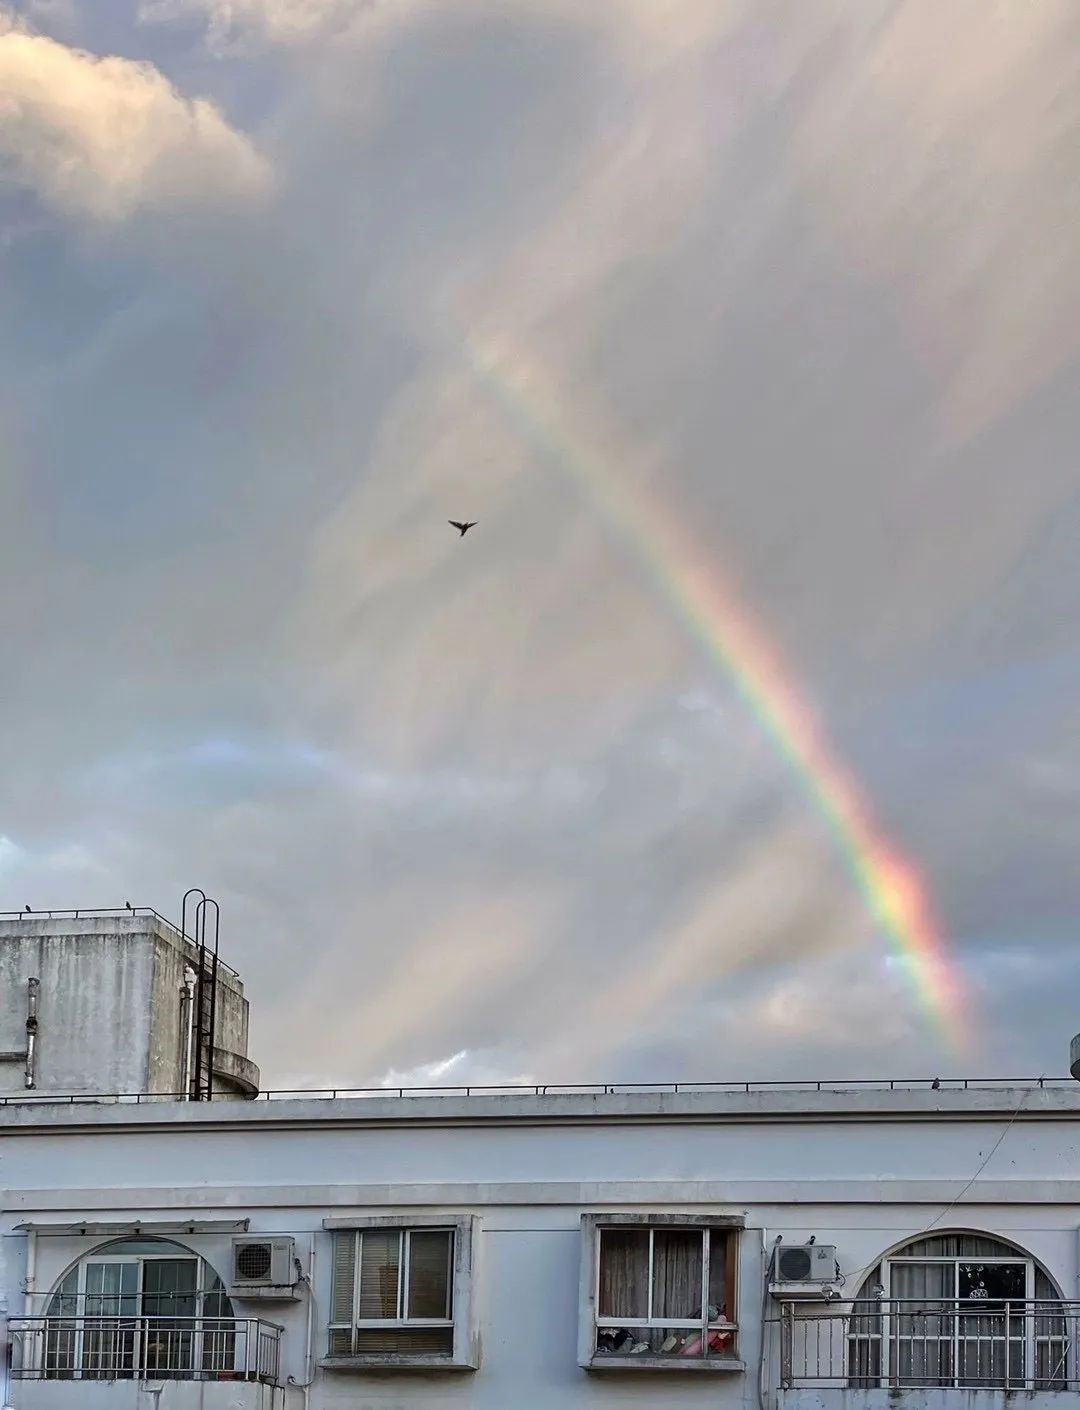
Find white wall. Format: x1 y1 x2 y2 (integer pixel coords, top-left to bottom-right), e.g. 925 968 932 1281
3 1088 1079 1410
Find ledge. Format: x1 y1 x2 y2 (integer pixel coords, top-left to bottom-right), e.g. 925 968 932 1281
211 1047 260 1099
320 1355 477 1374
586 1355 745 1374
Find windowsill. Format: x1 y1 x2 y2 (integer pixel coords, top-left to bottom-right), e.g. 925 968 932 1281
587 1354 746 1374
320 1355 477 1374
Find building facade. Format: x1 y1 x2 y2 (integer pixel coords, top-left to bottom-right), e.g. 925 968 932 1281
2 1080 1080 1410
0 913 259 1101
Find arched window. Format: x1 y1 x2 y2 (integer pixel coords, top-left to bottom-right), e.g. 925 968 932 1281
43 1238 234 1381
848 1232 1067 1391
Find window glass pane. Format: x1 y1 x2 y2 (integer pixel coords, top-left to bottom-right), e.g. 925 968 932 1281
142 1259 198 1316
408 1231 453 1320
101 1241 190 1256
359 1231 401 1320
85 1261 138 1316
598 1229 649 1319
653 1229 703 1320
330 1232 357 1325
708 1233 730 1321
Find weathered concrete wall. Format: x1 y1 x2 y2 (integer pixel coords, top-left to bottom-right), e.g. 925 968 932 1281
146 923 253 1097
0 920 156 1095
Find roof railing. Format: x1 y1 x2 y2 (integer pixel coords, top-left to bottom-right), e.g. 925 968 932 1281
0 1075 1071 1107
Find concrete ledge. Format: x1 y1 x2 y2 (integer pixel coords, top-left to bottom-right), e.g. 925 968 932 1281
320 1356 477 1374
587 1356 745 1373
212 1046 260 1098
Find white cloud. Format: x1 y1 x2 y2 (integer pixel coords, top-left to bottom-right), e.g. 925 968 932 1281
0 8 270 222
377 1048 534 1091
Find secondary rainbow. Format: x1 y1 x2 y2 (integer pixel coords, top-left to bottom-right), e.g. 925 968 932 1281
464 332 968 1050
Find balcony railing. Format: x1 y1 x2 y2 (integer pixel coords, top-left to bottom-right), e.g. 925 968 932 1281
777 1298 1080 1393
8 1316 282 1384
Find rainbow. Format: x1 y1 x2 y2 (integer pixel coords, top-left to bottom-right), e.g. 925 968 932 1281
464 333 969 1050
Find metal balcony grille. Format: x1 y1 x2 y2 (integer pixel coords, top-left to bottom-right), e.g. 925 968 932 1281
8 1315 282 1384
777 1298 1080 1392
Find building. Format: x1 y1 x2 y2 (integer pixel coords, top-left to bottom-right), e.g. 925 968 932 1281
0 909 1078 1410
0 911 258 1100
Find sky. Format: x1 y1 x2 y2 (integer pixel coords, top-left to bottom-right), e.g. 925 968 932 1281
2 0 1079 1090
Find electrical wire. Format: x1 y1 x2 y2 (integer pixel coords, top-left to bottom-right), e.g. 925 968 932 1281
835 1078 1044 1296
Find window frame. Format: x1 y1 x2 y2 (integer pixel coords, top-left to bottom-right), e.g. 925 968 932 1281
579 1213 745 1373
321 1214 479 1373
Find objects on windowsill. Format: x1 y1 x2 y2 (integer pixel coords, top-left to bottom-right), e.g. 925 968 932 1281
595 1328 634 1354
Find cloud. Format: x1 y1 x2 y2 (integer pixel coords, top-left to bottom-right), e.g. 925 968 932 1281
0 8 270 222
3 0 1080 1096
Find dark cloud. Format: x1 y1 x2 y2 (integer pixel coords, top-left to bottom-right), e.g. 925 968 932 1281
2 0 1079 1088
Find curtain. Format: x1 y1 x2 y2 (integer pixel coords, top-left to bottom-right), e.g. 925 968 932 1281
652 1230 703 1321
598 1230 649 1319
890 1261 953 1386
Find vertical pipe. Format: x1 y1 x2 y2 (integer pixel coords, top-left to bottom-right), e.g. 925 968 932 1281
24 977 39 1089
179 968 196 1096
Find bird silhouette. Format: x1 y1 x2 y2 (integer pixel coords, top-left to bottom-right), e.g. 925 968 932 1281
24 904 31 913
125 901 134 912
449 520 477 537
931 1077 941 1090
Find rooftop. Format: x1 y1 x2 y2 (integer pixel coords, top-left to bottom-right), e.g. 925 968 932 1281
0 905 241 980
2 1078 1079 1131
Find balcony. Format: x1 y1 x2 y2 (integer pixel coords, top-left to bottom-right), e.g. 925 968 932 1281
776 1298 1080 1410
7 1315 282 1410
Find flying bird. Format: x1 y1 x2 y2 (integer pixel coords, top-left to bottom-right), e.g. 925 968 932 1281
449 520 477 537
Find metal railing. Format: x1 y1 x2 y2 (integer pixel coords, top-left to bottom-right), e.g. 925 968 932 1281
0 1075 1072 1107
8 1315 281 1384
777 1297 1080 1392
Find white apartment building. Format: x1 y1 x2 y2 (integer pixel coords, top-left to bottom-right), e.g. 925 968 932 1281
1 910 1079 1410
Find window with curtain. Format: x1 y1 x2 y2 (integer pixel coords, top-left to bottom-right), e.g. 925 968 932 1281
594 1225 737 1359
847 1232 1066 1391
328 1228 455 1357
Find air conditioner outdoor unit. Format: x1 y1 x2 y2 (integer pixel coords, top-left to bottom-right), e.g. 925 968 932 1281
229 1237 300 1301
769 1243 839 1300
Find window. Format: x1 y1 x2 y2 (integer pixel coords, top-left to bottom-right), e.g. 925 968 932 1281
322 1215 479 1371
40 1239 234 1381
580 1215 742 1371
848 1233 1067 1391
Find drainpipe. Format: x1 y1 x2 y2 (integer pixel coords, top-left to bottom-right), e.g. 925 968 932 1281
24 978 39 1089
179 967 196 1098
286 1234 317 1410
0 1290 11 1410
24 1229 37 1314
759 1232 780 1410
